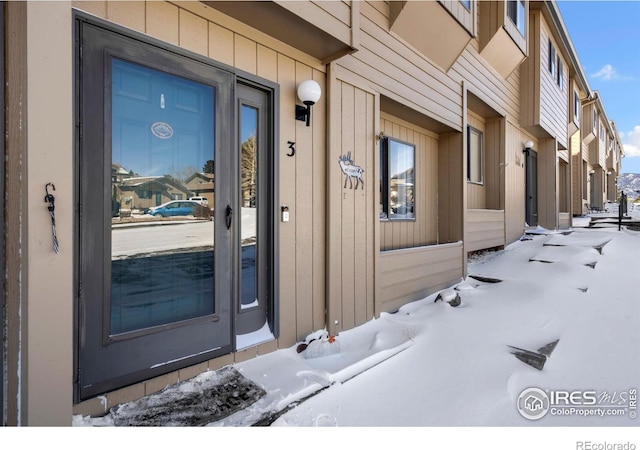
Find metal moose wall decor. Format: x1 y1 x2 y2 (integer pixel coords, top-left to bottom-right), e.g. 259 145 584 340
338 152 364 189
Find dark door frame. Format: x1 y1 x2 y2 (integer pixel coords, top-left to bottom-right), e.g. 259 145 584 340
525 148 538 227
0 1 5 426
74 11 279 402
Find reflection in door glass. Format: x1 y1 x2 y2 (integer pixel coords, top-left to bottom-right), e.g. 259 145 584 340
110 58 215 335
241 105 258 308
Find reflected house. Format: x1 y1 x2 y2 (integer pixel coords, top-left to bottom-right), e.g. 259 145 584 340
117 175 192 212
184 172 215 210
390 167 414 216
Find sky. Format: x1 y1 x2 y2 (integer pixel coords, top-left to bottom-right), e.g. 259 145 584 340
557 1 640 174
67 205 640 448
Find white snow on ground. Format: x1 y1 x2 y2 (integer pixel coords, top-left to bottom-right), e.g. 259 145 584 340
62 210 640 448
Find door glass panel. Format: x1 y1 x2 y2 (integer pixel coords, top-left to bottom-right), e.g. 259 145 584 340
240 105 258 308
110 58 215 335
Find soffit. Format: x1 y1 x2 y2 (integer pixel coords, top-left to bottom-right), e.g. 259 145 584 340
204 1 353 63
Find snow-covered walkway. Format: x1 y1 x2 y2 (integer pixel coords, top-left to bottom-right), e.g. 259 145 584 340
71 217 640 447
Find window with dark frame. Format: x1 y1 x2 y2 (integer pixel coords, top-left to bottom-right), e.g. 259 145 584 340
557 55 564 90
548 39 556 78
467 126 483 184
574 91 580 122
380 137 415 220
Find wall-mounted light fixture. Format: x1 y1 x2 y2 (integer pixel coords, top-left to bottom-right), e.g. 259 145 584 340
523 140 534 152
295 80 321 126
589 169 595 175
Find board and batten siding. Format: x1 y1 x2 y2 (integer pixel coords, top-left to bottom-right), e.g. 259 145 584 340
379 113 439 251
504 121 534 244
327 67 376 336
72 0 328 352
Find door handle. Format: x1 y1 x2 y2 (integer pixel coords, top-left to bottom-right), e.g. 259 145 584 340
225 205 233 230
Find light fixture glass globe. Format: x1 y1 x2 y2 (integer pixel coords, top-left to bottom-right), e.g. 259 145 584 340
524 140 534 149
297 80 321 105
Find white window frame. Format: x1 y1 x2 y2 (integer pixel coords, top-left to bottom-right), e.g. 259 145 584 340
507 0 526 36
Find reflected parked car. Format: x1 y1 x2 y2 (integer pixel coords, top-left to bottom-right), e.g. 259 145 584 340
146 200 210 218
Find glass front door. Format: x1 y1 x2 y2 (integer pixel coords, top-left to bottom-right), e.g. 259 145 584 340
77 21 235 399
77 17 276 400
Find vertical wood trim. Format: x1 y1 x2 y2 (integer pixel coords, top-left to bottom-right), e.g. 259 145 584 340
340 82 356 331
368 91 378 322
294 62 314 338
353 87 367 327
326 63 343 335
5 1 28 426
312 68 327 332
350 0 360 50
277 53 297 346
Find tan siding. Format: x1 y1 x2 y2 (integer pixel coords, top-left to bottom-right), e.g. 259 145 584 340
438 131 464 244
234 34 257 74
348 2 462 130
520 11 540 130
537 137 558 230
146 2 179 45
327 70 376 335
484 118 505 210
570 131 583 215
277 54 299 346
208 22 235 66
440 0 474 35
466 111 486 209
312 0 352 26
294 62 316 339
538 17 569 147
454 50 520 121
178 9 208 56
106 1 145 32
505 122 532 244
73 1 106 17
377 243 463 314
466 209 506 252
380 113 439 251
